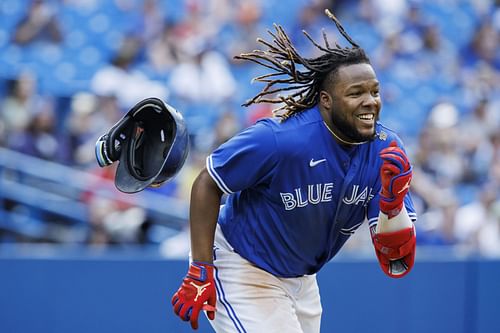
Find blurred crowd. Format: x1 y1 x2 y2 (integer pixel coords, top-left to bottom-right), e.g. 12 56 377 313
0 0 499 257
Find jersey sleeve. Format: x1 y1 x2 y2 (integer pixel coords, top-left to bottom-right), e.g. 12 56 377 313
206 120 278 194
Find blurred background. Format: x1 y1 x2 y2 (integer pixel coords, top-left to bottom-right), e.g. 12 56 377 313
0 0 499 332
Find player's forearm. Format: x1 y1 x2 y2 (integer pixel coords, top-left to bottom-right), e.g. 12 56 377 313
376 205 413 233
189 168 223 263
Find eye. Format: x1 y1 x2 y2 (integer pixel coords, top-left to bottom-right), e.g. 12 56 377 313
348 91 361 97
371 90 380 97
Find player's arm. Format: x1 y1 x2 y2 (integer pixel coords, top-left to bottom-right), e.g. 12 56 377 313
189 167 223 263
171 121 277 328
371 141 416 278
171 167 221 330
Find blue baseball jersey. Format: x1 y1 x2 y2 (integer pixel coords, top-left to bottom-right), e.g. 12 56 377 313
207 106 417 278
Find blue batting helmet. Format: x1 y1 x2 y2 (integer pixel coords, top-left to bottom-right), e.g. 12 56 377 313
95 97 189 193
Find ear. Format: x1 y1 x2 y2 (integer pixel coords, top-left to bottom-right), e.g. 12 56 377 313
319 90 333 109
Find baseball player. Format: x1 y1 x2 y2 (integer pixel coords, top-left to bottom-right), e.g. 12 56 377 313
172 10 417 333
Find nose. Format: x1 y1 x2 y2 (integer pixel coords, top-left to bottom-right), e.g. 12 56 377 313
362 93 379 109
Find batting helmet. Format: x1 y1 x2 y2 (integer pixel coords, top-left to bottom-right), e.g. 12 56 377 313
95 97 189 193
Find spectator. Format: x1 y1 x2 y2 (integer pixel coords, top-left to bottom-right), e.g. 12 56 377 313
463 19 500 68
12 0 63 45
488 132 500 185
90 36 169 109
459 99 500 184
146 21 180 75
0 72 39 139
7 96 62 162
477 199 500 257
63 92 124 167
82 164 147 245
137 0 166 43
417 195 460 247
454 185 500 251
419 102 465 187
168 43 236 106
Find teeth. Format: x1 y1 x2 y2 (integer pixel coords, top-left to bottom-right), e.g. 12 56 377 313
358 114 374 120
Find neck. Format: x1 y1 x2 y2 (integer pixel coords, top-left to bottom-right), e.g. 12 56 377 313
323 121 367 146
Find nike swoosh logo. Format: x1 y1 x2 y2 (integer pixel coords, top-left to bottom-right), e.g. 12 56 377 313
309 158 327 167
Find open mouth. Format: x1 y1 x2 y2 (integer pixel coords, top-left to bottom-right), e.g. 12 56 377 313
356 113 375 123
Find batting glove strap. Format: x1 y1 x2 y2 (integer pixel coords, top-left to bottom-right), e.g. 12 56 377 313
371 226 416 278
187 261 214 282
171 262 217 330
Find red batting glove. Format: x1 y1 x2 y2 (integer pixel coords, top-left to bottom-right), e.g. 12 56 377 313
172 262 217 330
379 141 412 218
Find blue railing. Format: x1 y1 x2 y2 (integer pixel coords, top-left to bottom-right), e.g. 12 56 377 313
0 147 189 241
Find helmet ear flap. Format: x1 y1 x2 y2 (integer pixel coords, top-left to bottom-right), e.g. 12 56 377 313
95 115 132 167
95 133 113 167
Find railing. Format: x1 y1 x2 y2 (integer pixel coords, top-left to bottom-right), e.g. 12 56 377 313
0 147 189 241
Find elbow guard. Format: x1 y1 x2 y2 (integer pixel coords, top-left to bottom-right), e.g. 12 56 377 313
371 225 416 278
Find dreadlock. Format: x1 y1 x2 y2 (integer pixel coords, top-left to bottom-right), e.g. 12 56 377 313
235 9 370 121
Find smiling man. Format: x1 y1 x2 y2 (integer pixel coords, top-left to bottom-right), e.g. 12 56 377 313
171 9 417 333
321 63 381 143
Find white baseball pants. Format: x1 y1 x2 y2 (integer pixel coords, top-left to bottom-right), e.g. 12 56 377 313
206 224 322 333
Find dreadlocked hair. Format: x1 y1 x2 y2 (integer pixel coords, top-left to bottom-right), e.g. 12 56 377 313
235 9 370 121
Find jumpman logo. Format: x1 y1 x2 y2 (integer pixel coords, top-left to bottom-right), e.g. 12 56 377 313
190 282 211 301
397 180 411 194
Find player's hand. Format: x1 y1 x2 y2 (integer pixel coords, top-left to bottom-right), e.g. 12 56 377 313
172 262 217 330
379 141 412 218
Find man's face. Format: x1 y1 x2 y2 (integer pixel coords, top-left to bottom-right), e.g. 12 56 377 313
321 63 381 142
